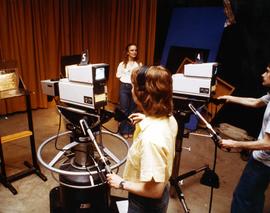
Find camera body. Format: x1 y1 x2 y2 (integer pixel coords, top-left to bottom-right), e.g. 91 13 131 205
41 63 109 109
172 62 218 101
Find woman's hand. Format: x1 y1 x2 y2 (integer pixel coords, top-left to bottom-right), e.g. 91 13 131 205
106 173 124 189
129 113 145 125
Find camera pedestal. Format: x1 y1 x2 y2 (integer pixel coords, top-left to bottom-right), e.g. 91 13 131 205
169 110 190 198
169 107 209 212
49 186 126 213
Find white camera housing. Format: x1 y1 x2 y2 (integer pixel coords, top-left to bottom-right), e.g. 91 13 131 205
66 63 108 84
172 62 218 100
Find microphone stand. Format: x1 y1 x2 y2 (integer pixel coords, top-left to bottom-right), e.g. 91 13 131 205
188 103 226 213
188 103 230 152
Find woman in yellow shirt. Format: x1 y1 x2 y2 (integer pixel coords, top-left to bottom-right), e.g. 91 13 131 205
107 65 178 213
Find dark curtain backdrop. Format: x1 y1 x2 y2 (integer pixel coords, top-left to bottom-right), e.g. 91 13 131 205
0 0 157 114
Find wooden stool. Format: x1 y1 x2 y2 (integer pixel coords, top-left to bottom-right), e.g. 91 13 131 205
216 123 254 161
0 130 47 195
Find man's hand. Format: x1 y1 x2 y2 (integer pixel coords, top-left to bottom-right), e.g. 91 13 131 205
220 139 242 152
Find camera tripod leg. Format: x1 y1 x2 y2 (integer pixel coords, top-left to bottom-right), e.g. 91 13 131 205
176 165 209 182
170 178 190 213
178 190 190 213
170 165 209 212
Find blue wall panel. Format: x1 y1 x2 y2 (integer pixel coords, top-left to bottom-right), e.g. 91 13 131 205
161 7 226 65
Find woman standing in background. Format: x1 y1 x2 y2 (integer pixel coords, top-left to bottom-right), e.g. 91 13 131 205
116 43 142 139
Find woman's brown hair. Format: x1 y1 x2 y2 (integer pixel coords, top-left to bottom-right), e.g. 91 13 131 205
131 65 173 117
122 43 139 68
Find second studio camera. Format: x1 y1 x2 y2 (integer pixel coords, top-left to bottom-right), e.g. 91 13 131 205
41 62 109 110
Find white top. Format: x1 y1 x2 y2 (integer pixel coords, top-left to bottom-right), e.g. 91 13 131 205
116 61 141 84
252 93 270 167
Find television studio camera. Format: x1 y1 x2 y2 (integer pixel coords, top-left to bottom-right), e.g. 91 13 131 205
171 61 222 147
173 62 218 103
170 62 225 212
38 61 130 212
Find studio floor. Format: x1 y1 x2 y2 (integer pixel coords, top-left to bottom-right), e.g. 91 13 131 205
0 104 270 213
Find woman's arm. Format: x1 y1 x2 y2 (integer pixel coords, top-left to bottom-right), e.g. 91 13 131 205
106 173 166 199
116 62 123 79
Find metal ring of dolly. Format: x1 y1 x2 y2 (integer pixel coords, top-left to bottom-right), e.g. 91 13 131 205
37 130 130 176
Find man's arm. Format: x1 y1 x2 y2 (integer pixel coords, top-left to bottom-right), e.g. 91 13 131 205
218 95 265 108
221 132 270 150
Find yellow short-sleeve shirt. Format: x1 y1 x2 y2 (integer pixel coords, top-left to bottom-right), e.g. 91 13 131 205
123 115 178 183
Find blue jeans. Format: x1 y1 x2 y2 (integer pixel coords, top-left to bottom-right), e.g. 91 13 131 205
128 185 169 213
231 156 270 213
118 82 136 135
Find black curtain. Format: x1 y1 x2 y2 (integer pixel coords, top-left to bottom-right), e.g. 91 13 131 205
155 0 270 137
215 0 270 137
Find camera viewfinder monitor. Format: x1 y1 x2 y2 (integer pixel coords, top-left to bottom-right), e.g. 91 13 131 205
92 64 109 83
95 67 105 81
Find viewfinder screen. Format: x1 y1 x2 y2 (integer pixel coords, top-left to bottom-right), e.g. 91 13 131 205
95 67 105 80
